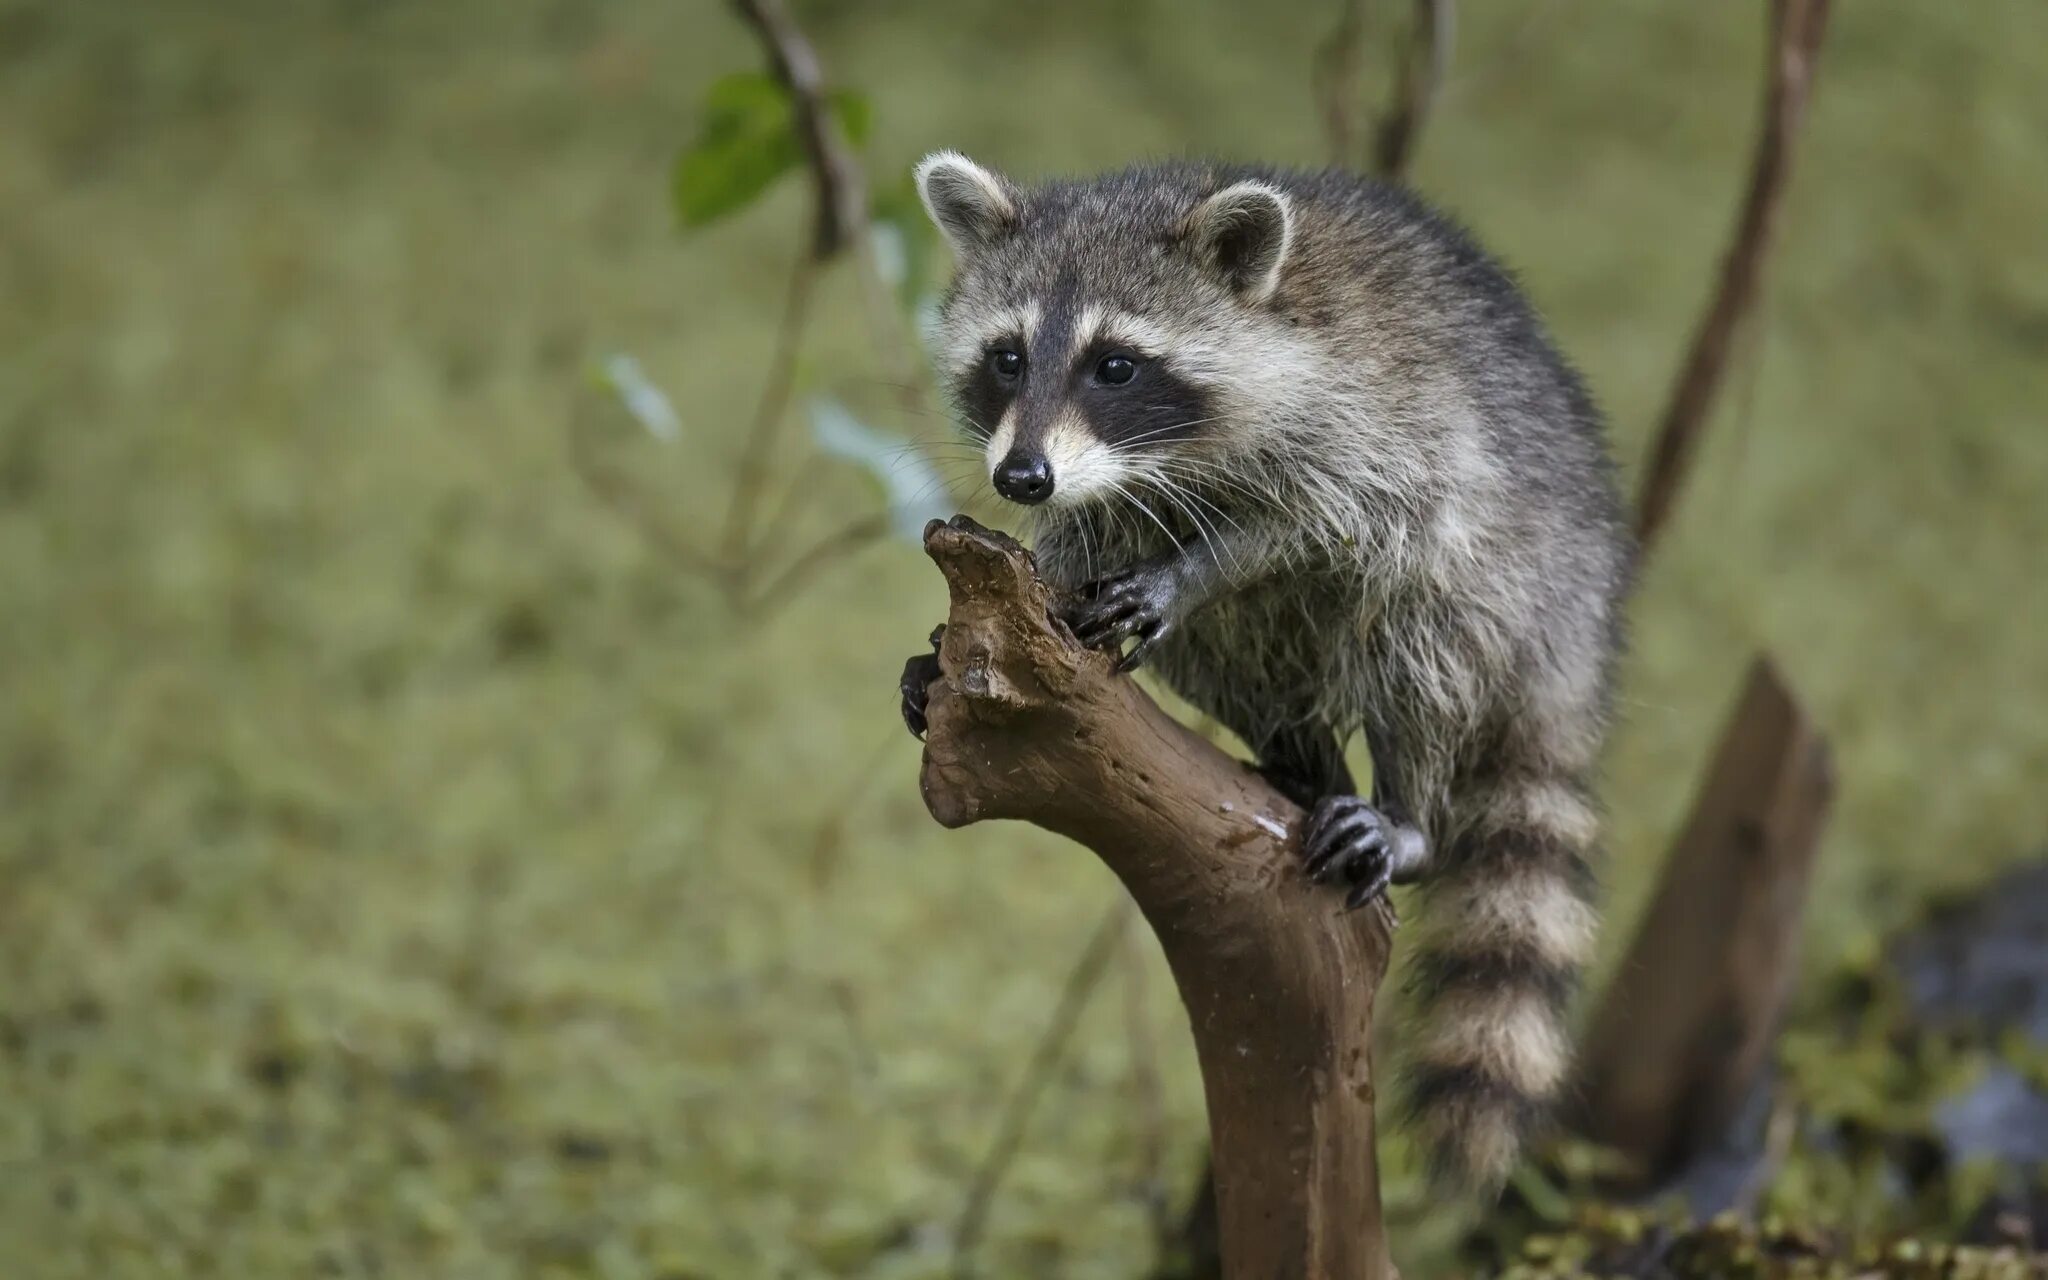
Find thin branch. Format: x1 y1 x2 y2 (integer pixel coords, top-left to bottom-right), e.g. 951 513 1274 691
1310 0 1452 180
569 394 730 587
1120 913 1173 1251
1733 1088 1801 1216
721 256 819 564
729 0 866 261
570 379 890 622
1311 0 1371 166
740 510 893 619
574 3 942 620
722 0 940 576
806 726 907 889
1374 0 1454 180
952 897 1133 1278
1635 0 1833 553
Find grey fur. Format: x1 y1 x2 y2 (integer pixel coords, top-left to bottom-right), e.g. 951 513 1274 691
918 154 1633 1191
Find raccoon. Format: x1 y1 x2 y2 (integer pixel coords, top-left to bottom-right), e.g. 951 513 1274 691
897 153 1633 1191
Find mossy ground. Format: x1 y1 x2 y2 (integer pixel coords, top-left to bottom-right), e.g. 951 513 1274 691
2 1 2045 1276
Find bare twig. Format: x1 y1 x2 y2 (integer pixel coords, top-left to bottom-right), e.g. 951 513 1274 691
729 0 866 261
1635 0 1833 553
569 394 730 586
953 897 1133 1278
1119 912 1172 1248
741 510 893 619
572 379 892 623
579 1 939 617
1733 1088 1801 1216
1310 0 1452 180
826 978 882 1081
1311 0 1371 166
1374 0 1454 180
722 256 820 564
724 0 935 576
806 726 908 889
572 2 958 627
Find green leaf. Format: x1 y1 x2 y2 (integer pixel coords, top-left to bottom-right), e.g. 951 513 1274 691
672 72 801 229
671 76 874 232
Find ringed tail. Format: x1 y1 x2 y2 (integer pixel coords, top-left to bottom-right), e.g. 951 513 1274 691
1400 770 1600 1191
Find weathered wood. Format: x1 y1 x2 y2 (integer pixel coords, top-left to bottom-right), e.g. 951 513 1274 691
909 515 1398 1279
1572 655 1834 1187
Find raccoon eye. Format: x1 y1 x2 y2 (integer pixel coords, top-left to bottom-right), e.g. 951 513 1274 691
1095 354 1138 386
988 349 1024 380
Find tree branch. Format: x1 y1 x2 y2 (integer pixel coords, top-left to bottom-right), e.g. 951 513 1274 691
1634 0 1832 553
729 0 866 262
952 897 1132 1278
568 394 729 586
1312 0 1452 181
1312 0 1371 166
740 510 891 619
722 255 819 564
909 516 1397 1278
1374 0 1453 180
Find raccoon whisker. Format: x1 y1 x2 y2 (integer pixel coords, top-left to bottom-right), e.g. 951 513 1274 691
1145 473 1246 579
1109 417 1226 449
1173 485 1250 543
1109 480 1181 553
885 438 982 457
1143 413 1229 435
1141 466 1246 536
1107 424 1198 451
1157 488 1229 575
1202 455 1294 511
1142 455 1261 498
892 447 985 467
1141 460 1275 522
900 425 988 444
1138 470 1237 576
902 470 979 509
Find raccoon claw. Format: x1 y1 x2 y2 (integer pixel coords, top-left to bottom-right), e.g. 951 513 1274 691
1115 621 1174 673
1301 795 1394 910
899 625 945 740
1064 565 1180 670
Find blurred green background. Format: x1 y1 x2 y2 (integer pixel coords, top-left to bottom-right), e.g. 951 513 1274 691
3 1 2045 1276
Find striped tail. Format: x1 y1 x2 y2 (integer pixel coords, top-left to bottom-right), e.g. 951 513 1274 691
1400 772 1601 1191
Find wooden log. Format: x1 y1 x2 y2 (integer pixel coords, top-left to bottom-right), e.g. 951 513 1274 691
1572 655 1834 1188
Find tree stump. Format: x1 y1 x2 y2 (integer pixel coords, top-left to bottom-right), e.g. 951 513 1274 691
1572 656 1834 1190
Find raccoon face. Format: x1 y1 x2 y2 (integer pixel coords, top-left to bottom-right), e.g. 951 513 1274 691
915 152 1299 512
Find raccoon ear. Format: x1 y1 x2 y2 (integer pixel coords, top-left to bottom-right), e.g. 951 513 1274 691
915 151 1019 257
1186 181 1294 305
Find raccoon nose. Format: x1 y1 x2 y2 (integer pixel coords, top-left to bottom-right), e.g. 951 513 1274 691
994 451 1055 505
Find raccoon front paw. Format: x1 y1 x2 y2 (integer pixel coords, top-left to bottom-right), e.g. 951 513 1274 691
1064 565 1180 673
1302 796 1396 911
899 624 944 740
